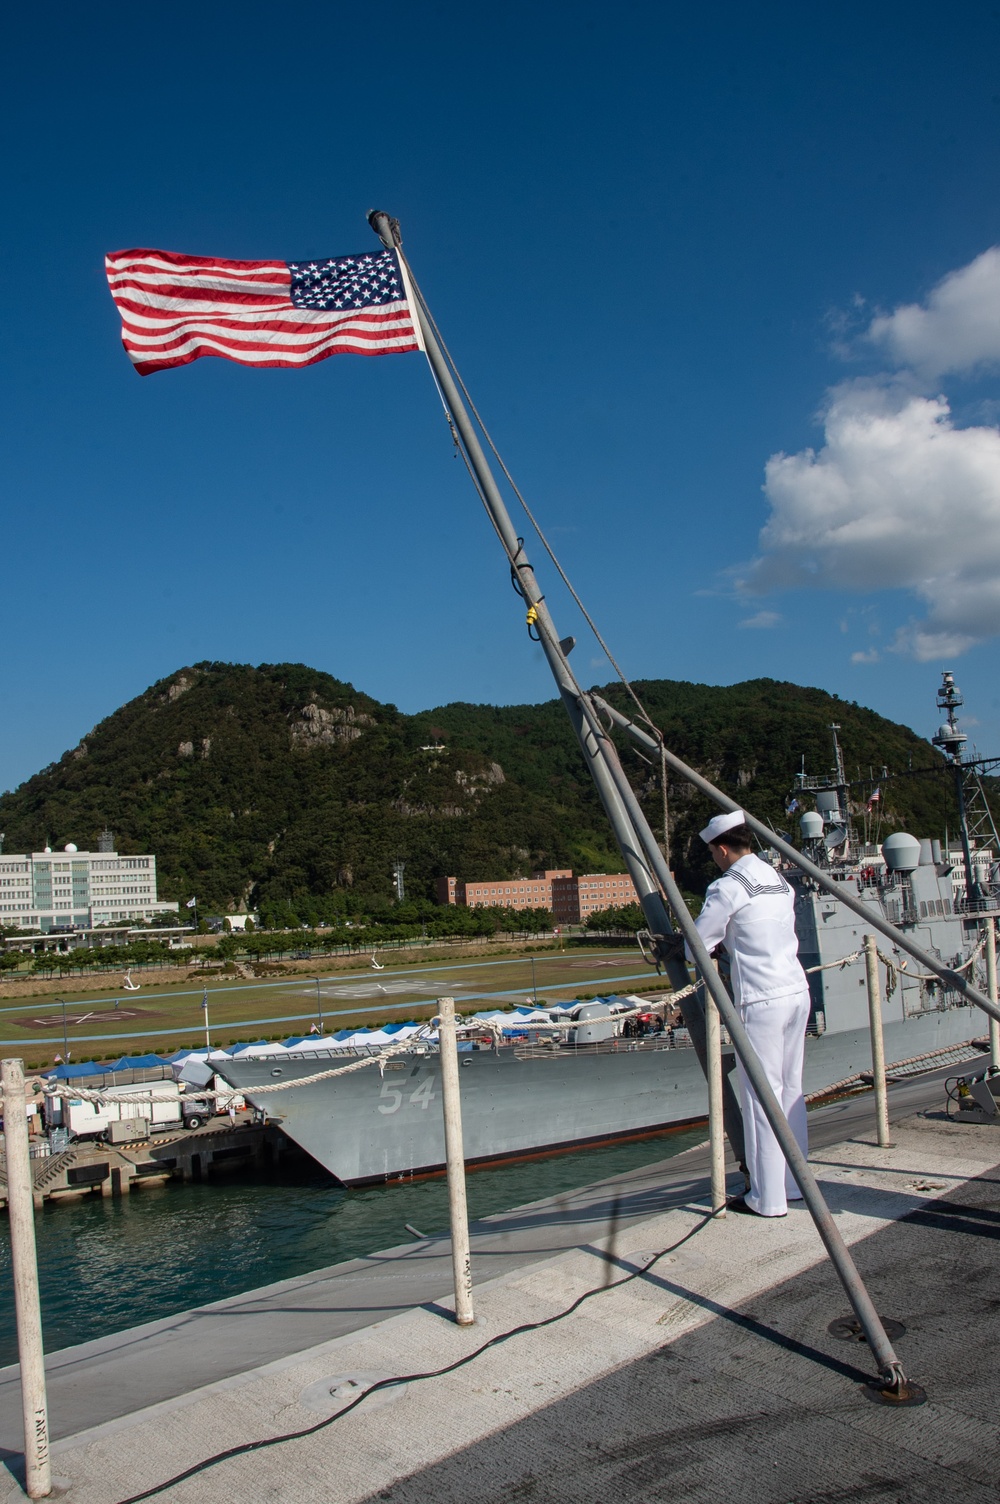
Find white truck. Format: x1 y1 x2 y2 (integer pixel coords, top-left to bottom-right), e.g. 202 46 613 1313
173 1056 244 1115
45 1079 185 1141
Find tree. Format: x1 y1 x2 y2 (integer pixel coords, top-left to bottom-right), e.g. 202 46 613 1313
584 903 645 933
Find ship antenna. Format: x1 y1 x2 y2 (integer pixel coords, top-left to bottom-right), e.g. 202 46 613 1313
932 671 981 906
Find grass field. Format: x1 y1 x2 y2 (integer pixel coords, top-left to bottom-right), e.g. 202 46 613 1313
0 949 670 1067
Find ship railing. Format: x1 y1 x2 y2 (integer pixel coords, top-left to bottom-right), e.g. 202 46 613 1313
955 895 1000 916
512 1032 692 1060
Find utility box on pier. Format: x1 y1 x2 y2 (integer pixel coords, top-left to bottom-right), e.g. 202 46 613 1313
105 1119 148 1145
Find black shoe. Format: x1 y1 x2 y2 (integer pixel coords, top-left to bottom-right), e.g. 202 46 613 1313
726 1195 786 1218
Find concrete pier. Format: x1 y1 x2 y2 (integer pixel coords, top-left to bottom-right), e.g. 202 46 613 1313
0 1120 284 1211
1 1066 998 1502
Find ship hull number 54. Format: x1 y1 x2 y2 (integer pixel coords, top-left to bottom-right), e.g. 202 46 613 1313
378 1078 436 1114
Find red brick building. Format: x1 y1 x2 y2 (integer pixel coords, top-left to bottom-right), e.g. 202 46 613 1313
436 869 641 922
435 871 571 911
566 872 642 922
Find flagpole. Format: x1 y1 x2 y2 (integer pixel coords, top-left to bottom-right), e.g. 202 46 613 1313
202 988 210 1050
367 210 921 1400
367 209 747 1169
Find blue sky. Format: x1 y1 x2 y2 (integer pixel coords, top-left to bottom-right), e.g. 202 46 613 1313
5 2 1000 795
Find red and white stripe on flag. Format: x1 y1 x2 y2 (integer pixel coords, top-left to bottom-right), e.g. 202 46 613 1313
105 247 421 376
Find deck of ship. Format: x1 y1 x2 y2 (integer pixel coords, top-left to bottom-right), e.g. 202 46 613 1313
1 1061 998 1502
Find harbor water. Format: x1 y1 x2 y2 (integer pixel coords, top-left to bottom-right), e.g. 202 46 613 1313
0 1126 704 1366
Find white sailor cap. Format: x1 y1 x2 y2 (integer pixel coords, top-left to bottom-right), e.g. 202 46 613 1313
699 809 747 845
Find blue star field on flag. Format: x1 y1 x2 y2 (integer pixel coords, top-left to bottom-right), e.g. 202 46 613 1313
288 250 404 310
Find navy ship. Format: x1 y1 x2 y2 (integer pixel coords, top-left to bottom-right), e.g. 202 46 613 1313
217 674 998 1184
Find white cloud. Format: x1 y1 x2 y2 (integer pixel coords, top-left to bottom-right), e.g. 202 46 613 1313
867 247 1000 379
851 648 880 664
738 609 781 630
747 380 1000 658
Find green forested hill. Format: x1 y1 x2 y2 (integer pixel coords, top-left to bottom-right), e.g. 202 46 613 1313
0 662 971 917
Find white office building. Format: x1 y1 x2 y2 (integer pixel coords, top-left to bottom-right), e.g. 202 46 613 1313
0 838 179 932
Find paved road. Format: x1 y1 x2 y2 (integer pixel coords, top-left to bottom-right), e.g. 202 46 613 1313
0 1061 979 1449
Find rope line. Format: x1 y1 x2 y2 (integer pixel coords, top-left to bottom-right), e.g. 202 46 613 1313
7 935 983 1108
6 996 695 1104
805 951 862 975
399 245 659 735
800 929 987 982
876 930 986 983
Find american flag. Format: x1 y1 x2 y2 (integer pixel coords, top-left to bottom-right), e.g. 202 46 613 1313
105 246 421 375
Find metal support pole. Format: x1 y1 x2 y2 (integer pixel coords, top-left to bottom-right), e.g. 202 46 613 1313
567 701 916 1387
628 841 913 1392
986 918 1000 1072
705 985 727 1215
369 211 919 1395
1 1060 52 1498
593 695 1000 1030
954 767 981 906
437 997 474 1326
369 210 745 1168
316 977 324 1033
864 934 892 1148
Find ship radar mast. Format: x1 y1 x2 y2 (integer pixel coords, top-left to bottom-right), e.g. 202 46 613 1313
794 723 851 860
931 671 1000 908
932 671 968 759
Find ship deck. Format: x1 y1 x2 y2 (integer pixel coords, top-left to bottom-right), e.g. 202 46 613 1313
2 1062 998 1502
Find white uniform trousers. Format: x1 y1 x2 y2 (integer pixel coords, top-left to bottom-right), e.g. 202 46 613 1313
734 987 810 1217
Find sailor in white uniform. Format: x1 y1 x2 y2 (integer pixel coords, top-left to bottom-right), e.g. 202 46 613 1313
691 810 810 1217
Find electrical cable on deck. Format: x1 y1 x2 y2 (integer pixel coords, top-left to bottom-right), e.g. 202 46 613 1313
109 1211 716 1504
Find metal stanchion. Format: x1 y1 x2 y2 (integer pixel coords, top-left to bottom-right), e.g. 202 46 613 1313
1 1059 52 1499
705 987 727 1216
986 918 1000 1073
437 998 474 1326
864 934 893 1149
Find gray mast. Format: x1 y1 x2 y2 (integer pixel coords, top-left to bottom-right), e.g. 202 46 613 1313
369 209 926 1397
794 723 850 855
366 211 742 1165
933 672 982 906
